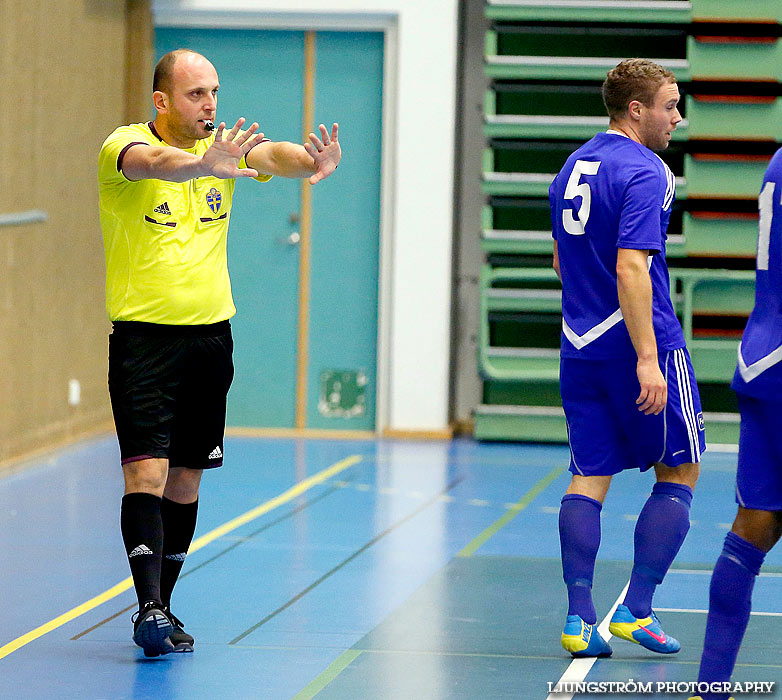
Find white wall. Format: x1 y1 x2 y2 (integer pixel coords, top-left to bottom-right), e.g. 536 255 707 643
155 0 458 433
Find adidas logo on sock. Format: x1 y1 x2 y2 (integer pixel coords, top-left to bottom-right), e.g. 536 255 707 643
153 201 171 215
129 544 154 558
165 552 187 562
209 446 223 459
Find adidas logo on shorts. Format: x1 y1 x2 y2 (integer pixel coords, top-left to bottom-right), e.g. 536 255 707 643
208 446 223 460
129 544 154 558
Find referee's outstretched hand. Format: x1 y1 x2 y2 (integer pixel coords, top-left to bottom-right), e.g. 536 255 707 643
305 123 341 185
203 118 266 179
636 358 667 415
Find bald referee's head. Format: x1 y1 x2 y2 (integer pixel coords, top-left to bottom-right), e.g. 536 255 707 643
151 49 220 147
153 49 213 94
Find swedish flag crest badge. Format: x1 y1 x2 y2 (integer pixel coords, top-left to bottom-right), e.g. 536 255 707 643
206 187 222 214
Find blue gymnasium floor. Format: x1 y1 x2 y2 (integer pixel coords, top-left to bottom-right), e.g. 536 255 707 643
0 435 780 700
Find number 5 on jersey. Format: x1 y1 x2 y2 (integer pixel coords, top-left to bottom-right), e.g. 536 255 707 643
563 159 601 235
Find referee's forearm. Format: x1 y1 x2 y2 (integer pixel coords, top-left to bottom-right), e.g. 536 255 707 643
144 150 208 182
267 142 316 178
124 147 207 182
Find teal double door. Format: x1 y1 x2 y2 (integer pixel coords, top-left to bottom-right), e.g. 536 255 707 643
156 28 383 431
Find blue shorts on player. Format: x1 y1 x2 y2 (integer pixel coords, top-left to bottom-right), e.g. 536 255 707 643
735 395 782 511
561 347 706 476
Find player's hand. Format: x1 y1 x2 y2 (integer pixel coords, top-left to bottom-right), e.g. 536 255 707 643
304 123 341 184
202 118 266 179
636 357 667 415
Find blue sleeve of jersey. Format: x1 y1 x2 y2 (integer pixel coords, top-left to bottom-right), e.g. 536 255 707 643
616 168 664 252
549 177 559 241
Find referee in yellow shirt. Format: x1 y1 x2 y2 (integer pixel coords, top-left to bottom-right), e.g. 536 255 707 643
98 48 341 657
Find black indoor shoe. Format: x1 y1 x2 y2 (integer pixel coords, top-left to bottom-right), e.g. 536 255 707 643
163 606 195 652
132 601 175 657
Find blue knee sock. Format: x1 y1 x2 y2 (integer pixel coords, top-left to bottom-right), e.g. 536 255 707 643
697 532 765 700
624 482 693 618
559 494 602 625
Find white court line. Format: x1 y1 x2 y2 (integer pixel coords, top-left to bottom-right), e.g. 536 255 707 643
706 443 739 453
656 607 782 617
668 569 782 578
545 581 630 700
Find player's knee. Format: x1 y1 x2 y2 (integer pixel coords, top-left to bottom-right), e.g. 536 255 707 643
679 461 700 488
654 460 699 489
566 474 612 503
732 507 782 552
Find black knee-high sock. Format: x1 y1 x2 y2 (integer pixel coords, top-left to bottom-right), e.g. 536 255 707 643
121 492 164 606
160 497 199 608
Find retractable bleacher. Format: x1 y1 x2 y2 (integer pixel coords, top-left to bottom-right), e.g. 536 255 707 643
475 0 782 445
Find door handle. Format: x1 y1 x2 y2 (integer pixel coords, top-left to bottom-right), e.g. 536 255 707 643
276 232 301 245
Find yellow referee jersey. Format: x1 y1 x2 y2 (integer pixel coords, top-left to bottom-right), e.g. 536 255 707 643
98 121 271 325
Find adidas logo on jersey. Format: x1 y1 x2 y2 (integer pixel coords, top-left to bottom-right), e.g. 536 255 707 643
209 446 223 460
128 544 154 558
153 201 172 215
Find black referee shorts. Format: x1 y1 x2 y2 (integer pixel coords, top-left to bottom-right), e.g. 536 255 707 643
108 320 234 470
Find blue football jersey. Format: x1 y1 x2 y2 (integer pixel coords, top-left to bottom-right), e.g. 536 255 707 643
732 147 782 400
550 131 685 359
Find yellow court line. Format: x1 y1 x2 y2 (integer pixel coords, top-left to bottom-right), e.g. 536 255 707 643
0 454 362 661
457 465 565 557
292 649 363 700
187 454 361 554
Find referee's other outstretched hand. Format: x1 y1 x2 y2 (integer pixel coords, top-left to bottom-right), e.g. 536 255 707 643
305 123 341 185
636 358 667 415
203 117 266 179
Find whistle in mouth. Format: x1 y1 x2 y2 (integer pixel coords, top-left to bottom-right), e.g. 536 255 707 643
203 120 215 132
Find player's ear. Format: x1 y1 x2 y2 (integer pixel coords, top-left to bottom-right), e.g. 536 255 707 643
628 100 643 122
153 90 169 114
